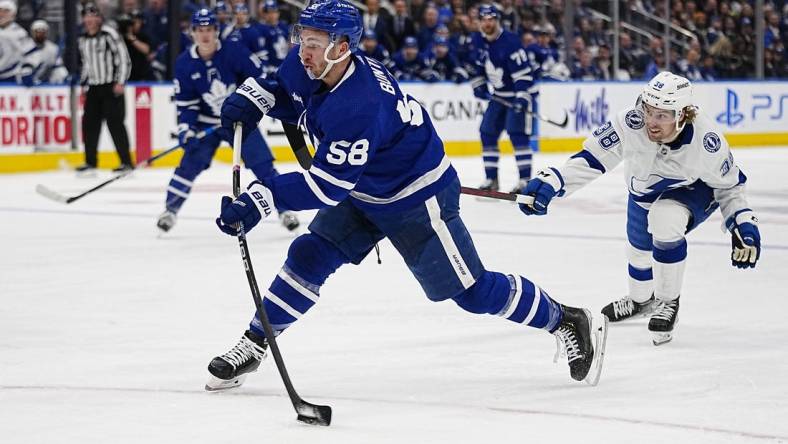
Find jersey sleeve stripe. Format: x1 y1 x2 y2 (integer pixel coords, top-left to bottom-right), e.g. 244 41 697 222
570 150 607 174
301 170 340 206
350 155 451 204
309 165 356 190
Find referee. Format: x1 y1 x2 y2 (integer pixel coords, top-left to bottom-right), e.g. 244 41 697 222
75 3 133 175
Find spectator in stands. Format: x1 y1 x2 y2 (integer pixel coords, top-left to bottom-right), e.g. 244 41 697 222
418 6 440 49
594 43 614 80
143 0 168 50
571 48 602 80
765 10 781 49
677 48 702 81
642 48 665 79
499 0 519 32
391 0 416 51
409 0 429 28
118 10 153 81
699 54 716 80
362 0 393 51
618 32 642 78
586 17 608 50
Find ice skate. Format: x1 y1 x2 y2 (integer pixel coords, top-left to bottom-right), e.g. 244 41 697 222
552 305 608 385
601 295 656 322
156 210 177 233
478 178 499 191
205 330 268 391
279 211 300 232
510 179 528 194
649 297 679 346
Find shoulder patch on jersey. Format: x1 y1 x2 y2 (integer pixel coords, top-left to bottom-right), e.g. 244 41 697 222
625 109 645 130
703 132 721 153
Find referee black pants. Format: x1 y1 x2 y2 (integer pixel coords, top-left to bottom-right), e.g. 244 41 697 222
82 84 132 167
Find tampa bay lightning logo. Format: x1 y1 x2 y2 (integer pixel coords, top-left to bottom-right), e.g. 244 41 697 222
703 132 721 153
625 109 644 130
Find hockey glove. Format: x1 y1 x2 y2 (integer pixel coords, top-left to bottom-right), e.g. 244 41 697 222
472 84 490 100
220 77 276 140
519 168 563 216
215 181 275 236
727 209 761 269
177 125 199 151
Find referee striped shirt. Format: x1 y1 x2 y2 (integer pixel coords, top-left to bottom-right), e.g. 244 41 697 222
78 25 131 86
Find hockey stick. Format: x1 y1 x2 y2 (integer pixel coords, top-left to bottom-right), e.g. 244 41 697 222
36 126 218 204
281 122 536 206
489 95 569 129
231 123 332 427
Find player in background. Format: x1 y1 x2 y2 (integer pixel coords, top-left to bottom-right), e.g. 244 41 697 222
205 0 606 391
0 0 34 82
469 4 539 193
420 35 469 83
356 29 393 71
224 3 266 62
255 0 291 74
18 20 69 86
390 36 427 81
157 9 298 233
519 71 761 345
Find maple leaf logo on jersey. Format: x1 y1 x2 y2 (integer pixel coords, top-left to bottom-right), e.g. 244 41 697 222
484 58 504 89
202 79 235 116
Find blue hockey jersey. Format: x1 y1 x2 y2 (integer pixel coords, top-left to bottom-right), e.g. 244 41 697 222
224 23 267 62
248 47 457 213
469 30 537 97
254 21 290 70
391 50 429 81
174 39 263 129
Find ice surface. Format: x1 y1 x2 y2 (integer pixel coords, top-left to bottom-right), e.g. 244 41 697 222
1 149 787 443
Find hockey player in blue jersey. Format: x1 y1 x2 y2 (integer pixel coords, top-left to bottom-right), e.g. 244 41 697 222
470 4 539 193
157 9 298 234
204 0 606 391
357 29 393 71
390 36 427 81
255 0 291 73
421 35 469 83
223 4 266 62
520 72 761 345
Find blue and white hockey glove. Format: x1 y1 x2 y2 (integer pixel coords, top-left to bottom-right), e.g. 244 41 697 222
472 84 490 100
519 168 564 216
220 77 276 140
215 181 275 236
726 209 761 269
177 125 199 150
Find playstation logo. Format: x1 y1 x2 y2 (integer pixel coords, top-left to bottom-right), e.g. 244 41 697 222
715 88 745 127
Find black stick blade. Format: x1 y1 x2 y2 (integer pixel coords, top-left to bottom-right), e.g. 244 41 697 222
296 402 332 426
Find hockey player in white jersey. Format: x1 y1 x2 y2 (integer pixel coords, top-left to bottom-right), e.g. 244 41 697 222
0 0 34 82
520 71 761 345
18 20 69 86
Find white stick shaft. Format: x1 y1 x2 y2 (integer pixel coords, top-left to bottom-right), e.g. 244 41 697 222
232 124 243 167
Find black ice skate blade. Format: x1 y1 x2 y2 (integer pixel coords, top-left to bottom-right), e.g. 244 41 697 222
584 315 609 386
296 402 332 426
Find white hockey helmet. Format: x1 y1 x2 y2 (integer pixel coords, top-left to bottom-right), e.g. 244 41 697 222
0 0 17 15
31 20 49 33
640 71 693 113
640 71 694 132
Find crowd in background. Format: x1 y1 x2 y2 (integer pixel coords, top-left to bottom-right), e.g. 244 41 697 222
1 0 787 86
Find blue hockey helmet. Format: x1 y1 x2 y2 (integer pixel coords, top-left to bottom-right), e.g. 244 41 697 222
294 0 363 51
213 1 230 14
192 8 218 28
433 35 449 47
234 3 250 14
262 0 279 11
478 4 500 19
403 36 418 49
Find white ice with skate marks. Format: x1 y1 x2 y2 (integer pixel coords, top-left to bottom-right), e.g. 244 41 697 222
1 149 788 443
